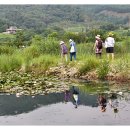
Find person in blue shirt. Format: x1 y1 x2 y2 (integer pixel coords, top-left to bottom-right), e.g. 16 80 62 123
69 39 76 61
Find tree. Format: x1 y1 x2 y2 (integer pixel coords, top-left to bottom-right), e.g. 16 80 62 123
100 24 119 31
14 30 24 47
48 32 58 38
0 19 9 33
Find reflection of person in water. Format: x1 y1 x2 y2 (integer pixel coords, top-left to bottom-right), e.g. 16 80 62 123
64 90 71 103
109 93 119 116
72 86 79 108
98 95 107 112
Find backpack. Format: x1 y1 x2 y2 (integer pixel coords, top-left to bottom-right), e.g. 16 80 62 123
97 39 103 49
62 44 68 54
70 42 75 53
70 45 75 53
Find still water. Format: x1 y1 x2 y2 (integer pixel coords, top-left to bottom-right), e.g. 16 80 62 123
0 82 130 125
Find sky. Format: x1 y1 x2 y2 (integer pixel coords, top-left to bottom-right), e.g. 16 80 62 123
0 0 130 4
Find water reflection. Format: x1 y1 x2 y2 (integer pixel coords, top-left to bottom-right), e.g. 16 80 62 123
72 86 79 108
0 86 98 116
64 90 71 103
0 93 64 116
108 93 119 113
64 86 80 108
107 92 124 118
0 84 130 120
98 94 107 112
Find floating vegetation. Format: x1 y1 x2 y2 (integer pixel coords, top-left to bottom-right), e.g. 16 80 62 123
0 71 70 96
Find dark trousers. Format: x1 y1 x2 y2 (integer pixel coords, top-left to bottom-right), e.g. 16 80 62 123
70 52 76 61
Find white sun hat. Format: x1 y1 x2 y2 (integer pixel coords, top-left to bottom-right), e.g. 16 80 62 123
69 39 73 42
60 41 64 45
95 35 101 39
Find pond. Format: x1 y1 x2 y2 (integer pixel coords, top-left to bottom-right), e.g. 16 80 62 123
0 81 130 125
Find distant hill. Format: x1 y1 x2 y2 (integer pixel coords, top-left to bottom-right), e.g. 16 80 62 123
0 5 130 33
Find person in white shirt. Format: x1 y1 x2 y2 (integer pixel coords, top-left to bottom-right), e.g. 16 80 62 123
105 33 115 60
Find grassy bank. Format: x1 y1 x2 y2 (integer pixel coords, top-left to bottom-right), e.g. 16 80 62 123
0 37 130 82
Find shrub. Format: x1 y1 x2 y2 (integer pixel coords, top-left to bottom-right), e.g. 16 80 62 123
40 37 59 55
79 57 99 75
23 45 40 60
97 60 110 79
31 36 60 55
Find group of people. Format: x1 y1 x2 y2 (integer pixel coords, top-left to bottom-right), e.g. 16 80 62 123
60 32 115 62
60 39 76 62
93 32 115 60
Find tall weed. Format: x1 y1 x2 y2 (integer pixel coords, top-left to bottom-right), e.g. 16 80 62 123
31 36 60 55
77 43 94 55
79 56 100 75
30 54 59 71
0 54 22 72
0 46 16 55
97 60 110 79
113 56 130 75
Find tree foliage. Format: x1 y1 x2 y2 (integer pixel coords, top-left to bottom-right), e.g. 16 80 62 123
0 5 130 34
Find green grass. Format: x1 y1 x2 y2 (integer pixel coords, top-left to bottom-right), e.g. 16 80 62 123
0 33 15 39
0 54 22 72
111 55 130 79
97 60 110 79
66 25 86 32
0 45 17 55
78 55 100 75
0 36 129 81
77 43 94 55
77 83 109 94
30 54 59 72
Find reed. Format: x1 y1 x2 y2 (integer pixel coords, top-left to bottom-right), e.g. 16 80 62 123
0 54 22 72
30 54 59 71
97 60 110 79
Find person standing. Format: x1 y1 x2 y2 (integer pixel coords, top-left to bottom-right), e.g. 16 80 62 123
69 39 76 61
60 41 68 62
93 34 103 58
105 32 115 60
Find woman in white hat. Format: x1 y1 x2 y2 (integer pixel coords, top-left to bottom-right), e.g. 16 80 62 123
93 35 103 58
60 41 68 62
